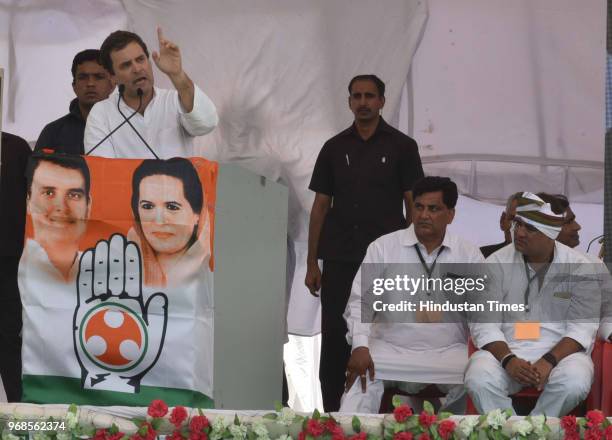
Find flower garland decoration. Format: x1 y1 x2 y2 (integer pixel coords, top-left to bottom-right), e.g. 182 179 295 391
0 399 611 440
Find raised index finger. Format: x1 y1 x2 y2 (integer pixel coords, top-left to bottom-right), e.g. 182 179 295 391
157 26 166 44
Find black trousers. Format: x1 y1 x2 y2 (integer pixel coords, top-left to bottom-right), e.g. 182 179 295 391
319 259 361 412
0 256 22 402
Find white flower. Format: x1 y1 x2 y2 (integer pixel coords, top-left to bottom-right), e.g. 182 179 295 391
511 420 533 437
458 416 480 438
229 424 248 440
210 418 229 440
56 431 72 440
277 408 296 427
486 409 507 430
65 410 79 430
276 435 293 440
252 420 270 439
33 432 51 440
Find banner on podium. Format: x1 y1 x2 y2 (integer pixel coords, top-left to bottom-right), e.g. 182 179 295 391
19 153 217 407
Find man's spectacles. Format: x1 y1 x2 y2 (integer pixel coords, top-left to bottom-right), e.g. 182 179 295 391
512 219 539 234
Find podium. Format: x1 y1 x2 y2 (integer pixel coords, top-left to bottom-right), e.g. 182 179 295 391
213 164 288 409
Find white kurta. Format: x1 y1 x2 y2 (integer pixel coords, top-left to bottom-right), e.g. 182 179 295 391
465 242 599 416
344 225 485 384
84 86 218 159
19 239 81 379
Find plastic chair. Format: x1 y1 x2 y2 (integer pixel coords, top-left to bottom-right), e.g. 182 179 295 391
601 341 612 416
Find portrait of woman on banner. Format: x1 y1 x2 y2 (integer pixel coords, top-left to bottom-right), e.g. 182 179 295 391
128 157 212 288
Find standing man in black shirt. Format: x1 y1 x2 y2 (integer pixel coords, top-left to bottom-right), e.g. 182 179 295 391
35 49 114 154
0 131 32 401
306 75 424 411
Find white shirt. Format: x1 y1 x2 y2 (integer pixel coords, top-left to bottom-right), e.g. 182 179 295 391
344 225 485 383
470 242 600 360
19 239 81 378
84 85 218 158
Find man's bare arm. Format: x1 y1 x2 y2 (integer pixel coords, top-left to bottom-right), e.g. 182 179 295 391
305 193 331 296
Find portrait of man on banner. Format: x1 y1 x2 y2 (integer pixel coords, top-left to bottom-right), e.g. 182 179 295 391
19 152 218 408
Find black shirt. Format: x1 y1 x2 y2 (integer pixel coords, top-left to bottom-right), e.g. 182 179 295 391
480 240 511 259
35 98 85 155
1 132 32 257
309 117 424 262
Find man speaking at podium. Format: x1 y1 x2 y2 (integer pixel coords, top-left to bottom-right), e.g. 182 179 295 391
84 28 218 158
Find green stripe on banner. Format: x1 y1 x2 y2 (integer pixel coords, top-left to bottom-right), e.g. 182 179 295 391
22 375 214 408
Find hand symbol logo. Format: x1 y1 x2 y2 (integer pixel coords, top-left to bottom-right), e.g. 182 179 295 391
73 234 168 393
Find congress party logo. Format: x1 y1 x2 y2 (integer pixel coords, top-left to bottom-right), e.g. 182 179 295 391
73 234 168 393
78 303 148 372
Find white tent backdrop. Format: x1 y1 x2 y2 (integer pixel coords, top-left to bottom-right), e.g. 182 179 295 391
0 0 605 409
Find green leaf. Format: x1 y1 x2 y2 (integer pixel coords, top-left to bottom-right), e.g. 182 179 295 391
306 436 314 440
234 414 240 426
438 412 452 421
263 414 278 420
313 409 321 420
469 431 479 440
132 418 146 427
503 409 512 419
198 408 204 417
274 401 283 412
423 401 435 415
68 404 77 415
120 435 130 440
577 419 587 428
352 416 362 434
430 425 441 440
392 396 403 409
109 424 119 435
151 418 162 431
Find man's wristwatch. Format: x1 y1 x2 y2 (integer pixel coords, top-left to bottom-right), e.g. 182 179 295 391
501 353 516 369
542 352 558 368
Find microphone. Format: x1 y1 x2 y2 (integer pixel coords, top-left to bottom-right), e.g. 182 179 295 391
116 87 159 159
85 85 142 156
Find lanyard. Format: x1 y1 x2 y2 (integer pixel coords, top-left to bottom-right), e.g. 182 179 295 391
414 244 445 278
522 256 552 312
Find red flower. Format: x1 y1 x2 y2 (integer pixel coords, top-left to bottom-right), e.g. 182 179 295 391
561 416 578 433
331 425 346 440
586 411 605 428
393 433 414 440
170 406 189 427
393 405 413 423
190 432 208 440
190 415 210 433
438 420 456 440
349 433 366 440
324 419 338 431
565 432 581 440
585 429 603 440
418 412 437 428
604 426 612 440
93 429 108 440
306 419 325 437
298 432 306 440
168 431 184 440
148 399 169 418
419 434 431 440
108 434 125 440
139 422 156 440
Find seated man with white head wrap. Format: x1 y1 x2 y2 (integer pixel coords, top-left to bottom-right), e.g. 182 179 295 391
340 176 484 414
465 192 600 417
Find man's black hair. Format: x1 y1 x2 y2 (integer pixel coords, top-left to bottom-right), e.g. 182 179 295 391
100 30 149 74
26 152 91 200
71 49 103 83
348 75 385 97
412 176 458 209
537 192 570 215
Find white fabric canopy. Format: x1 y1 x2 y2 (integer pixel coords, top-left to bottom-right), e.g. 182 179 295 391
0 0 604 337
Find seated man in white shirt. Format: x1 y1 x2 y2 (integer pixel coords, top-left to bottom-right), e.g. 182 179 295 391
536 193 611 343
465 192 600 417
84 28 218 158
340 176 485 414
